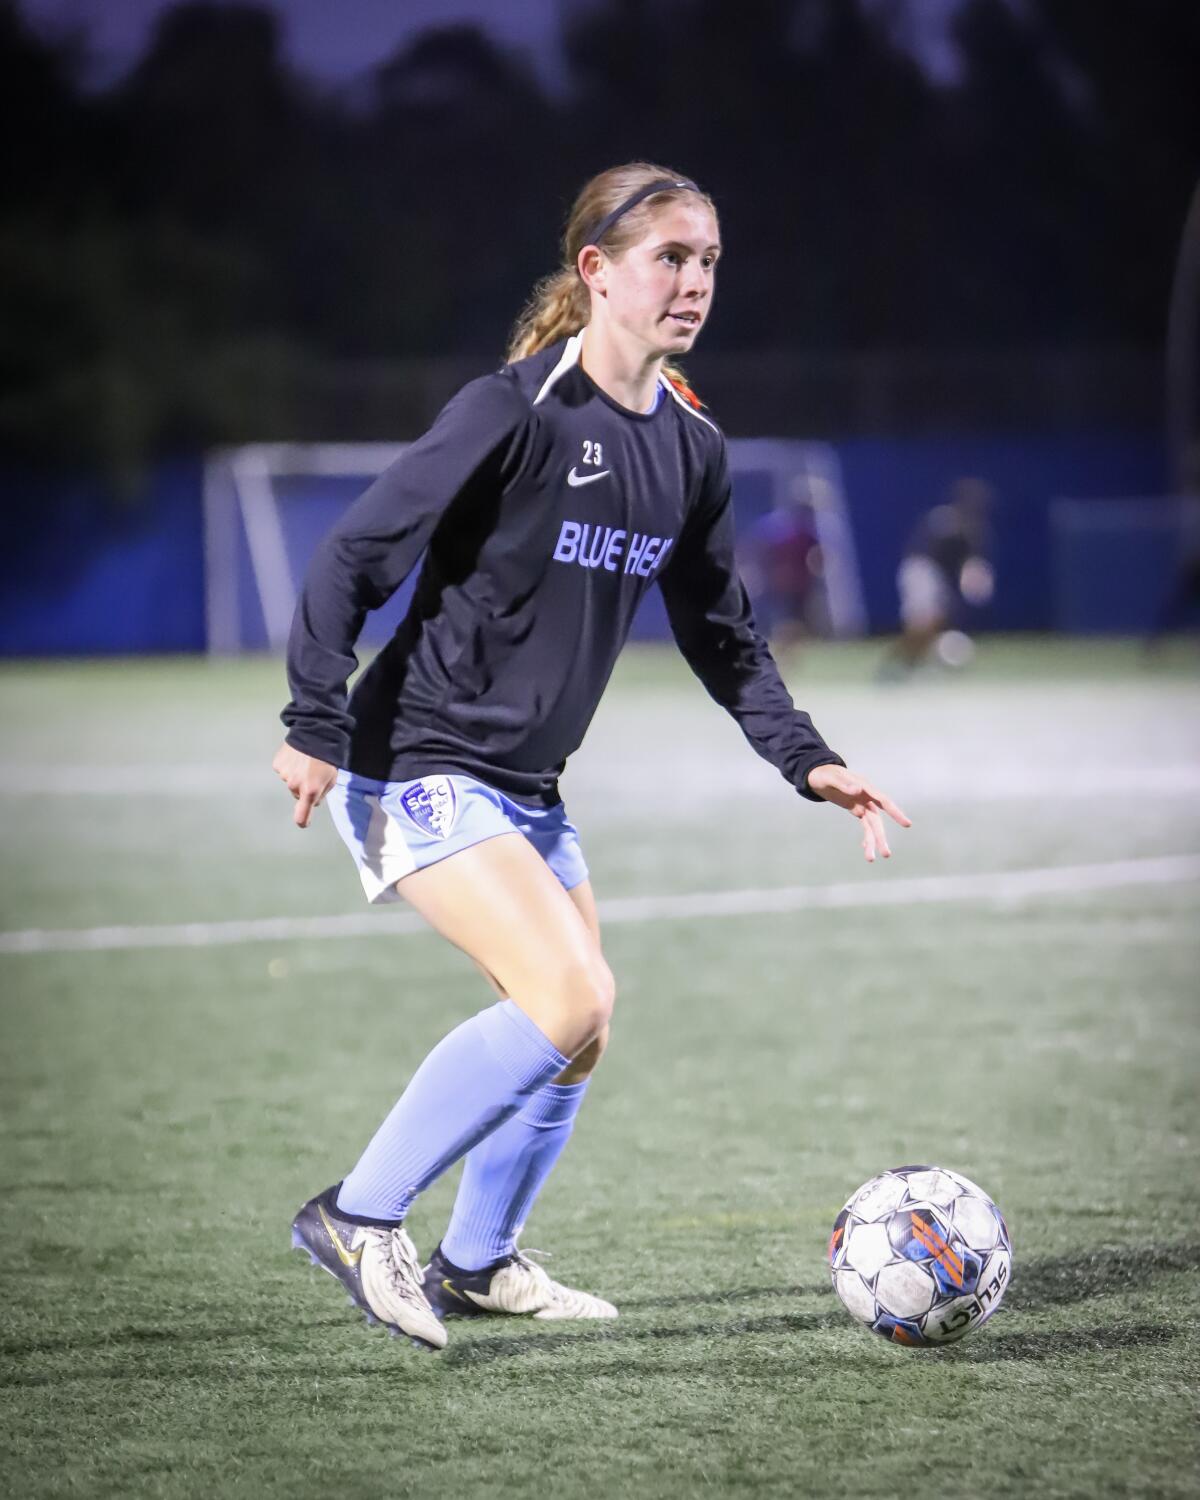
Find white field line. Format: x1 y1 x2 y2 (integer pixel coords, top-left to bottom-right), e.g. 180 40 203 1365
2 855 1197 957
1 763 1199 802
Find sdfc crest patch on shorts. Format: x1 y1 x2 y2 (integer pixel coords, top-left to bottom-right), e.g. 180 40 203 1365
398 776 459 840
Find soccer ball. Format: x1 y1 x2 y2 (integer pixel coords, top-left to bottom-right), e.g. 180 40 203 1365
828 1165 1012 1346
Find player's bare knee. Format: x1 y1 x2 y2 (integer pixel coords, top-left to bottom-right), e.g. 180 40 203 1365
589 957 616 1033
559 1023 610 1081
552 954 614 1043
577 956 615 1038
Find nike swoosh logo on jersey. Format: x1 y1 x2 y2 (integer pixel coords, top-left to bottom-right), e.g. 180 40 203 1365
318 1203 363 1268
567 467 611 487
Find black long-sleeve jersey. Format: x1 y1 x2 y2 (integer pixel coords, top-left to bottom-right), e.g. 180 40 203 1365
282 333 844 807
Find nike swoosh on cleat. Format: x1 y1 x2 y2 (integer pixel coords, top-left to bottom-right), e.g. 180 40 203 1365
440 1278 469 1302
566 467 610 487
317 1203 362 1268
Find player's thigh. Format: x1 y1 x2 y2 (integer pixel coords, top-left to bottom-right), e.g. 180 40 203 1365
468 874 609 1079
470 877 600 999
396 833 612 1050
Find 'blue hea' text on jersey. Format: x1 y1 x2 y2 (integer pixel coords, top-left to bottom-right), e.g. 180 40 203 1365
282 333 844 807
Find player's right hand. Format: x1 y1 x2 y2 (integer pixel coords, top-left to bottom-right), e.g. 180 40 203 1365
805 763 912 863
272 743 338 829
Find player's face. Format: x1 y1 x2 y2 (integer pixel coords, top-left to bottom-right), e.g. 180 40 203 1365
606 200 721 358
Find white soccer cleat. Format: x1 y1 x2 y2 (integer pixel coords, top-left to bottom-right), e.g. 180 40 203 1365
291 1185 448 1350
357 1224 449 1346
424 1244 618 1321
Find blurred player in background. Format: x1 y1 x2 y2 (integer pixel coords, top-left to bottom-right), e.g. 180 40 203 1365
272 162 910 1353
739 479 828 656
880 477 996 677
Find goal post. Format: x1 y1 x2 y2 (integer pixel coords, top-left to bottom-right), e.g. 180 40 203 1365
203 439 867 653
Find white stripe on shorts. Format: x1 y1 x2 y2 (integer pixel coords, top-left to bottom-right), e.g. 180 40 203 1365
361 798 417 900
343 788 418 904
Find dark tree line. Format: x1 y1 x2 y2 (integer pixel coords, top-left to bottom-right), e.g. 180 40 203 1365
0 0 1197 484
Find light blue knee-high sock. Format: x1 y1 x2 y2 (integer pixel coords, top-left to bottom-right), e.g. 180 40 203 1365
439 1078 590 1270
336 1000 568 1223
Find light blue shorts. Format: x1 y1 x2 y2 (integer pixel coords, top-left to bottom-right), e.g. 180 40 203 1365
326 770 589 905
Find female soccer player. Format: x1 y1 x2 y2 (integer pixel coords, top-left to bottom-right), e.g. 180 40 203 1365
274 162 909 1351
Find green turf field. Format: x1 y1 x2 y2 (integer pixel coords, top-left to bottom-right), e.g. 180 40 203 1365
2 639 1198 1498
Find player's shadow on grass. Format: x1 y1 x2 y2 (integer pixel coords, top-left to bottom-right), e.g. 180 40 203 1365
446 1311 1179 1372
444 1310 845 1367
615 1283 823 1312
952 1323 1177 1363
1006 1241 1200 1312
0 1317 350 1366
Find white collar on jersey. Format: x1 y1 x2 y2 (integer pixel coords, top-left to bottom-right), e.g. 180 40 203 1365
533 331 583 406
533 328 717 430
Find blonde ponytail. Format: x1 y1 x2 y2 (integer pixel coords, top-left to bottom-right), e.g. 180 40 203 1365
506 269 589 363
505 161 718 385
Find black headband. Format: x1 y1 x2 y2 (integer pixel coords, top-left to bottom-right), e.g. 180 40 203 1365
580 177 701 252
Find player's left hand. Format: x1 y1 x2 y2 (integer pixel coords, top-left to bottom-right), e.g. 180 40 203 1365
805 764 912 863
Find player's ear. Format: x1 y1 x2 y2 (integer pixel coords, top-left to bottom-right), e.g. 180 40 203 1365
578 245 607 297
